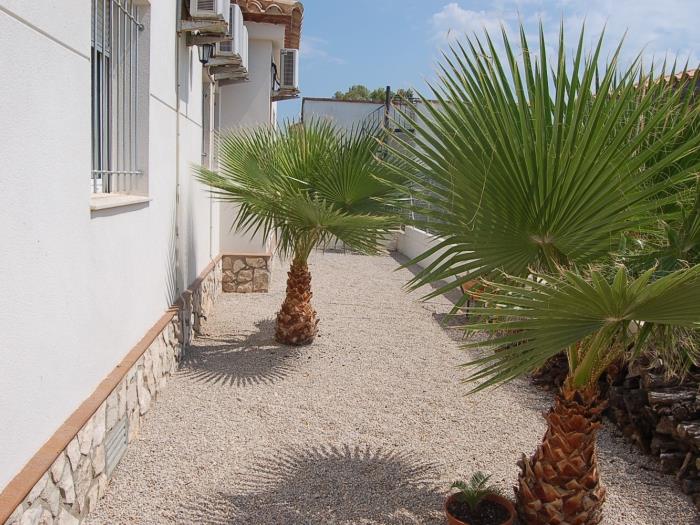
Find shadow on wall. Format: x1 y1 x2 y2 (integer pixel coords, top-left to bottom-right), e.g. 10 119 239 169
165 206 179 306
177 444 444 524
186 200 198 288
178 34 191 106
179 318 303 387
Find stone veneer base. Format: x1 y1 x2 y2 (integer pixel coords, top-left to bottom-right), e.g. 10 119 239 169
1 258 223 525
221 253 272 293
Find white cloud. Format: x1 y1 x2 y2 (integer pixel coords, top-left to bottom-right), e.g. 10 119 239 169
300 36 346 65
559 0 700 67
430 3 514 45
430 1 700 70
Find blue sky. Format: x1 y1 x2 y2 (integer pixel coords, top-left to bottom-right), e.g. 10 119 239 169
278 0 700 122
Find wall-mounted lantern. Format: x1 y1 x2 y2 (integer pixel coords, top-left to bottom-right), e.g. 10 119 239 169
198 44 213 65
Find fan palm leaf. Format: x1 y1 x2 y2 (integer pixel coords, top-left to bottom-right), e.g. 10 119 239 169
462 265 700 392
623 182 700 275
383 24 700 302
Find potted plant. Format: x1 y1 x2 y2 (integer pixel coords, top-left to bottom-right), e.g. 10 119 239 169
445 473 515 525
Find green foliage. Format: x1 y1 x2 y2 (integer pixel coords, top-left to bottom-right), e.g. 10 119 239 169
644 326 700 380
619 76 700 275
463 265 700 392
333 85 415 103
385 24 700 304
623 183 700 275
368 87 387 102
451 472 501 511
194 120 403 262
394 88 415 101
334 85 373 101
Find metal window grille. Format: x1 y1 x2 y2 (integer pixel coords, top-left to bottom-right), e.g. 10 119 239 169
91 0 144 193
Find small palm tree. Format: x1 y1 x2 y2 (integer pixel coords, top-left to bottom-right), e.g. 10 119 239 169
451 473 501 512
388 23 700 524
195 120 401 345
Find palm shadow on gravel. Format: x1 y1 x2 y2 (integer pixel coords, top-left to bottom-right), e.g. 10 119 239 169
177 444 444 524
179 318 303 387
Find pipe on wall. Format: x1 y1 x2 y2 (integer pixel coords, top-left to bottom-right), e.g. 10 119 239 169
174 4 182 297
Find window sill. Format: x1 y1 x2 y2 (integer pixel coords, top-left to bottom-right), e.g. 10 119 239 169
90 193 151 211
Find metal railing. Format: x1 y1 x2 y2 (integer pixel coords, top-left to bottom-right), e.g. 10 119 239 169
361 100 417 134
360 100 441 234
91 0 144 193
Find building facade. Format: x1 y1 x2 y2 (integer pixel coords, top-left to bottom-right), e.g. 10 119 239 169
0 1 302 523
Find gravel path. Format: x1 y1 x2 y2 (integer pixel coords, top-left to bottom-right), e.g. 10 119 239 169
88 252 699 525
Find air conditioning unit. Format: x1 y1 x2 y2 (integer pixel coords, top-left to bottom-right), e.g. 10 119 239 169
189 0 228 19
214 4 243 58
279 49 299 90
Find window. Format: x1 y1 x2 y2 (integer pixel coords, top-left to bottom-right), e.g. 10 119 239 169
91 0 143 194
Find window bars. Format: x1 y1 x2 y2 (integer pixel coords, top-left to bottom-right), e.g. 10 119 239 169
91 0 143 194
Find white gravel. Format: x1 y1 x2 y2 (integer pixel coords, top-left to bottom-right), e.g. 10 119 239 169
88 252 699 525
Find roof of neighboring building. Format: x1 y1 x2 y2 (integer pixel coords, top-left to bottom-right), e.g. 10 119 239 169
235 0 303 49
667 69 700 79
634 67 700 90
665 68 699 82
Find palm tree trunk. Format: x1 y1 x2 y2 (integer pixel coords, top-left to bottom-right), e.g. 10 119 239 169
275 258 318 345
517 384 606 525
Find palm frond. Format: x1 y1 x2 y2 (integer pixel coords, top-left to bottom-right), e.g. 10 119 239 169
385 24 700 300
623 183 700 274
462 265 700 392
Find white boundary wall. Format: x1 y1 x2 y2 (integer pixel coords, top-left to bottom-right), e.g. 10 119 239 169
302 99 383 131
396 226 449 270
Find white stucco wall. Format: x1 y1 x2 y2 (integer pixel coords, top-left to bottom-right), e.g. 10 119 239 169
301 98 441 136
302 99 384 131
0 1 216 491
217 24 282 254
219 32 276 127
396 227 451 271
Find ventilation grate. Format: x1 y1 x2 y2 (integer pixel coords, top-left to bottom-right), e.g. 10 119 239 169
195 0 216 11
282 54 295 86
105 417 128 476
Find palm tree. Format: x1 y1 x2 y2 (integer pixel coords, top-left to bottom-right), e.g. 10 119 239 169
386 24 700 524
196 120 402 345
467 266 700 524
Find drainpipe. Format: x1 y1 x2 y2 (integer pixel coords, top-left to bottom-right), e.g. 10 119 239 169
209 82 215 260
175 21 182 297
